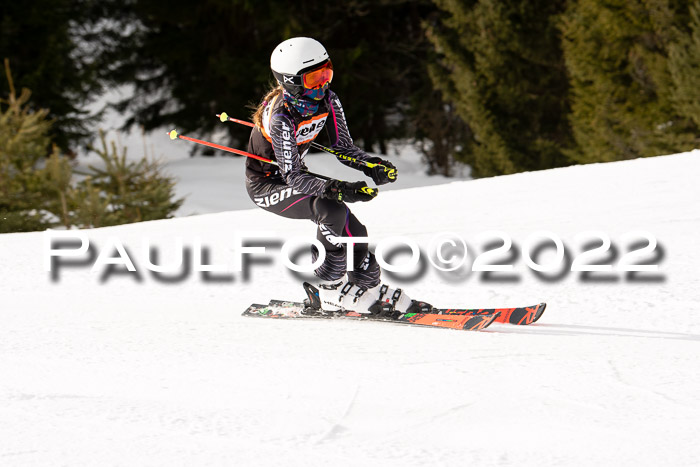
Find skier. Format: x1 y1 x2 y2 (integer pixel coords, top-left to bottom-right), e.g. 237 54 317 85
246 37 427 315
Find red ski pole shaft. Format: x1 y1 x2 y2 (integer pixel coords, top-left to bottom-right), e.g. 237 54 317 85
167 129 273 164
166 129 333 181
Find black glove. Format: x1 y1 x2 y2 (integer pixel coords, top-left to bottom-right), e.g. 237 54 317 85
362 157 397 185
322 180 378 203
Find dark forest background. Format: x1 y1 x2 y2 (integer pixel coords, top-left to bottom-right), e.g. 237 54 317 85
2 0 699 187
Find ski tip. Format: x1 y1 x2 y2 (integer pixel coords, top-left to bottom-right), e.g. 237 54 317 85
168 129 178 140
530 302 547 324
219 112 229 122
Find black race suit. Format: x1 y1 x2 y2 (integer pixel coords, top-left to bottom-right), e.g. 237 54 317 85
245 90 380 286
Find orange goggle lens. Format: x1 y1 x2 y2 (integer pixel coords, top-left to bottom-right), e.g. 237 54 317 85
302 61 333 89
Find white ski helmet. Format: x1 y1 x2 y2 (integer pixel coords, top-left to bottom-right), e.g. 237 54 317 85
270 37 333 98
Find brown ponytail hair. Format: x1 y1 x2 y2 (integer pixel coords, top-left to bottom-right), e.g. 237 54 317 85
252 84 284 127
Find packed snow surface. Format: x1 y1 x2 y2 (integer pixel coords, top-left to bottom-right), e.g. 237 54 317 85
1 151 699 466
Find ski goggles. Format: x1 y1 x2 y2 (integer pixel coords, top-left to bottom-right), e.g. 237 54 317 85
302 61 333 89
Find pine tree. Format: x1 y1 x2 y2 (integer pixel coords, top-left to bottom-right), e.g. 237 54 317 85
0 60 56 233
561 0 698 163
0 0 110 152
77 131 184 227
426 0 573 177
0 60 184 232
668 2 700 128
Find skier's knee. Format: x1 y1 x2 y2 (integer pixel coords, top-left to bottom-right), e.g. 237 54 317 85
346 214 368 238
312 197 346 227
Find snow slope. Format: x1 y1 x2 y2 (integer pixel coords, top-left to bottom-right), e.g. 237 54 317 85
1 152 700 466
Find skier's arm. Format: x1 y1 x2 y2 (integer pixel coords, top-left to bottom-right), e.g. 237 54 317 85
327 92 372 169
328 92 397 185
269 114 326 195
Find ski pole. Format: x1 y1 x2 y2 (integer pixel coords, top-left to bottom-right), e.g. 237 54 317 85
167 129 330 180
166 129 379 198
216 112 397 181
167 129 276 164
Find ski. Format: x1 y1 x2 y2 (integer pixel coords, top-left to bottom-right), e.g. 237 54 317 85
242 300 498 331
297 282 545 326
436 303 547 326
